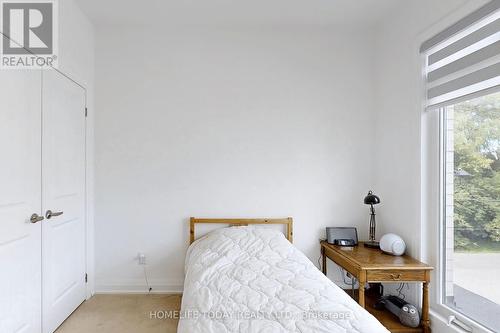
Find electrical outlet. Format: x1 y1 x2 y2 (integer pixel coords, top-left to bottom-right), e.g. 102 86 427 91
137 253 146 265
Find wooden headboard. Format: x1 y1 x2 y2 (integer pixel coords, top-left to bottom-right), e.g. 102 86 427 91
189 217 293 244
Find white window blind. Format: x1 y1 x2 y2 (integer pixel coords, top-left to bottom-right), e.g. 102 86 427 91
421 0 500 109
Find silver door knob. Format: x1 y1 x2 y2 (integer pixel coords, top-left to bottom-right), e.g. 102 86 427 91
45 210 63 219
30 213 44 223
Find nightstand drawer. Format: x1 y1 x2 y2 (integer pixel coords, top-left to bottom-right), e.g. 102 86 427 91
366 269 425 282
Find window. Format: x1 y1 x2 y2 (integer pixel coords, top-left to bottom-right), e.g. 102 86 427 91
421 1 500 331
442 91 500 331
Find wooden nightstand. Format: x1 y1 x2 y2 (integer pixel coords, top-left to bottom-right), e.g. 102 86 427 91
320 241 433 333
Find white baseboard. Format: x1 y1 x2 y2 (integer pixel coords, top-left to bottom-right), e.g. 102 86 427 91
95 278 184 294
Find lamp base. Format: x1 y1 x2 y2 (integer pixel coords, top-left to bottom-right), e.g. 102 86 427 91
364 241 380 248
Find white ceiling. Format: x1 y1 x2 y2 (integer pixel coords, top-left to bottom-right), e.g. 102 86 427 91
74 0 402 26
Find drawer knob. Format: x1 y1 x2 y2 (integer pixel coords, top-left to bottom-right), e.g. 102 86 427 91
391 273 402 280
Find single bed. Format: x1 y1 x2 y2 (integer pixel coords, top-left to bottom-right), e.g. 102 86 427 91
178 218 390 333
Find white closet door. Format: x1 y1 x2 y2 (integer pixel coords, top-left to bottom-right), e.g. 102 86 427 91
0 71 42 333
41 69 86 333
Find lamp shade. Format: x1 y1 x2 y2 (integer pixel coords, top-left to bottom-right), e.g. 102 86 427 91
364 190 380 205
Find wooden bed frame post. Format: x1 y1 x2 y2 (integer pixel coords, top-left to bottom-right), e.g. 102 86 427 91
189 217 195 244
287 217 293 243
189 217 293 244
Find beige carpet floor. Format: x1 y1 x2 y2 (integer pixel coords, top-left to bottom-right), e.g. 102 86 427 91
56 294 182 333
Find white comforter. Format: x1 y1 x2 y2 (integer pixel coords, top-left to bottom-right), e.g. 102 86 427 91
178 226 389 333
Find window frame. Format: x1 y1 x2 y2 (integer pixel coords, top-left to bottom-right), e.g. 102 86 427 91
424 89 500 333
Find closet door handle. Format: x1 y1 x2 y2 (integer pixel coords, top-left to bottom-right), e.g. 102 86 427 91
45 210 63 219
30 213 44 223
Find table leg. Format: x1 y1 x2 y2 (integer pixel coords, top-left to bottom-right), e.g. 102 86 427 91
422 280 430 333
321 245 326 275
358 271 366 308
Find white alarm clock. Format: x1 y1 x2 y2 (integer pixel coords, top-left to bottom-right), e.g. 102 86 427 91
379 233 406 256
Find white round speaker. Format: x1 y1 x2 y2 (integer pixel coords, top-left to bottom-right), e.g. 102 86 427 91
379 233 406 256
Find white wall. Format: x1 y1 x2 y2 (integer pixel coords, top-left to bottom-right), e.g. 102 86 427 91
373 0 475 258
94 26 378 292
57 0 96 297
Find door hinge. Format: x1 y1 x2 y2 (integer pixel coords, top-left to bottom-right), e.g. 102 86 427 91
85 273 88 283
85 107 88 117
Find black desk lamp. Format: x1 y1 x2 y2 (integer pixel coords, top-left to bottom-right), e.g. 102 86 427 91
364 190 381 248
